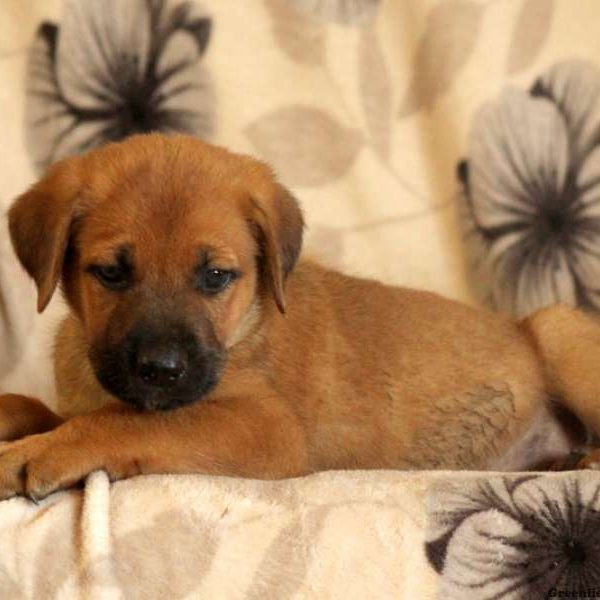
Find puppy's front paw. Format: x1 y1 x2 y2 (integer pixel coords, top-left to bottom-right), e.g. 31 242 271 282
0 418 145 502
0 432 56 501
0 424 122 502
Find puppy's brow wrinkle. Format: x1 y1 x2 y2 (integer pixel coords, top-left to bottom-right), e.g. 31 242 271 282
116 245 133 261
196 248 210 267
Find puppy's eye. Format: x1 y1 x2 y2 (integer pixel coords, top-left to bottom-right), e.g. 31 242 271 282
199 268 235 294
90 264 130 290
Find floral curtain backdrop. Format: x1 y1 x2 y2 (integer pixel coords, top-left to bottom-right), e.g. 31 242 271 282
1 0 600 401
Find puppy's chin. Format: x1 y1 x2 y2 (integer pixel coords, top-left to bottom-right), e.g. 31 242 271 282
116 379 220 412
89 348 223 412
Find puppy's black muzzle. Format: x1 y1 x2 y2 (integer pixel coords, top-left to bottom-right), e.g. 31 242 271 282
91 323 223 411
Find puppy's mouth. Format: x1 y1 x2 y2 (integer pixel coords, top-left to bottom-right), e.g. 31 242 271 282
89 343 224 411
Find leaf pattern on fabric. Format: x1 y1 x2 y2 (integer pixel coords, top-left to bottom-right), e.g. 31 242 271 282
398 0 484 118
0 561 20 599
0 499 82 598
245 506 331 599
30 510 79 599
286 0 381 26
25 0 214 173
264 0 325 66
425 476 600 599
113 509 220 600
358 26 392 161
245 106 363 187
506 0 555 75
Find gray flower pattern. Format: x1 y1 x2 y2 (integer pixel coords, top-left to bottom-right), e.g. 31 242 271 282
26 0 214 172
426 475 600 599
286 0 381 25
460 60 600 317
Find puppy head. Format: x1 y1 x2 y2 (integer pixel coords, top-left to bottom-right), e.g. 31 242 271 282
9 134 303 410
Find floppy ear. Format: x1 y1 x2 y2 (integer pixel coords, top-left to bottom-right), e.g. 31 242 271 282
250 183 304 314
8 157 84 313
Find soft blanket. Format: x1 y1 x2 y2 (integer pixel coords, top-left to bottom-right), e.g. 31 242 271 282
0 469 597 599
2 1 600 599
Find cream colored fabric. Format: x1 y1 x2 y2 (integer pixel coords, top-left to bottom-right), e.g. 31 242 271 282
0 469 597 599
0 470 436 599
2 2 600 598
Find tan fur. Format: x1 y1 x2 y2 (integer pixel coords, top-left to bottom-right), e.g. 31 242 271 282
0 133 599 501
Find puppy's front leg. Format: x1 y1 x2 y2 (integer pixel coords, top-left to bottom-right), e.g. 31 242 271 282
0 391 310 501
0 394 63 441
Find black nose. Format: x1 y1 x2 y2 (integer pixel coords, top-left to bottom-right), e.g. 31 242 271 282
133 345 188 389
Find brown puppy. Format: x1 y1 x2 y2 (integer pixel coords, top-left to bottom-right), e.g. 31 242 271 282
1 133 600 501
